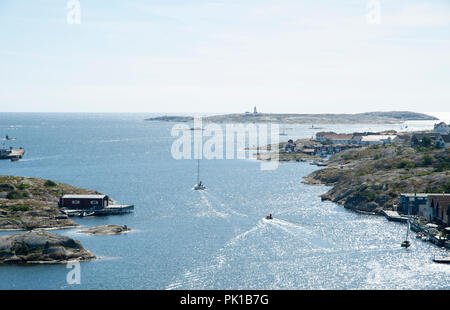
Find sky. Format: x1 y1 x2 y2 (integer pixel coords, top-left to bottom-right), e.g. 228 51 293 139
0 0 449 114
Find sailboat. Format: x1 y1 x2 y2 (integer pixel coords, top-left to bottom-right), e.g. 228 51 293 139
193 159 206 190
401 196 412 248
1 135 16 141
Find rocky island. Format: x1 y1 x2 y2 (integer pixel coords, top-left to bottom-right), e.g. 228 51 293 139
303 144 450 213
79 225 131 235
0 230 95 264
145 111 437 124
0 176 103 230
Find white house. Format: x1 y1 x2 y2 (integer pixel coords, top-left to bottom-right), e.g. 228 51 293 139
434 122 450 135
360 135 398 145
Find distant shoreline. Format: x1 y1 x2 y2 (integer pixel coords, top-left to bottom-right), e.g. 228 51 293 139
145 111 438 124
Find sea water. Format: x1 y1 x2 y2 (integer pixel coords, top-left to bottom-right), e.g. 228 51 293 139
0 113 449 289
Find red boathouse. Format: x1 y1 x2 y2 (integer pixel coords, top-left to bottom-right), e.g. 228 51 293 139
59 194 109 210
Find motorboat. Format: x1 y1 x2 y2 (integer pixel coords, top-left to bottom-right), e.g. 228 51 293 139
265 213 273 220
401 240 411 248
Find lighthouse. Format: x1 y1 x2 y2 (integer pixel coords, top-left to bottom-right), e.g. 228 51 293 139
253 106 258 115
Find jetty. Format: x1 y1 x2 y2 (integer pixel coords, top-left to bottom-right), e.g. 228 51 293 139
93 204 134 215
0 147 25 161
382 210 408 223
433 256 450 264
62 204 134 216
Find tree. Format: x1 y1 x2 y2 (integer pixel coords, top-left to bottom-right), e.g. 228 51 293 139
420 136 432 147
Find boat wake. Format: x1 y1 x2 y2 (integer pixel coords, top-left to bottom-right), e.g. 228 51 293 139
165 217 331 289
263 218 332 249
165 221 265 290
194 191 247 219
195 192 229 219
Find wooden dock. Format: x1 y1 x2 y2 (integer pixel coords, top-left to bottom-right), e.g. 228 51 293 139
433 256 450 264
0 148 25 160
382 210 409 223
94 204 134 215
62 205 134 217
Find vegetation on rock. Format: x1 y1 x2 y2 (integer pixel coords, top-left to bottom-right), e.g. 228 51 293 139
303 144 449 213
0 176 103 230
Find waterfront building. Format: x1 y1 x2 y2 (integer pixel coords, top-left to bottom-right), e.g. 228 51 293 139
428 194 450 225
433 122 450 135
59 194 109 210
399 193 429 216
315 132 354 144
360 135 398 145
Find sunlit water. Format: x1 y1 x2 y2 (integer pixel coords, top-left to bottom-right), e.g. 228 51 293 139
0 113 449 290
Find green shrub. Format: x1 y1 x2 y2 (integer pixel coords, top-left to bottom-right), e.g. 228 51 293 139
422 155 433 166
420 136 432 147
2 204 30 212
6 190 28 199
14 241 30 255
44 180 57 187
17 183 31 190
434 155 450 172
397 160 414 169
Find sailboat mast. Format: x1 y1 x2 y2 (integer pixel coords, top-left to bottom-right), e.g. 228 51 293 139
197 159 200 184
406 194 413 240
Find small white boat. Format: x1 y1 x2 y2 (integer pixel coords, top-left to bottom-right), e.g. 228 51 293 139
78 211 95 217
2 135 16 141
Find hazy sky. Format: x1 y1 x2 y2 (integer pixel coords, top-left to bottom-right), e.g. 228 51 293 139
0 0 449 113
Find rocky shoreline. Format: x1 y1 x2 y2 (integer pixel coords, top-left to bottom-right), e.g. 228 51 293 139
78 225 131 235
0 176 103 231
0 230 95 264
302 144 449 214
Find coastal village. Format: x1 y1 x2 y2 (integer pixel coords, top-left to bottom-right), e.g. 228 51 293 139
279 121 449 160
286 122 450 255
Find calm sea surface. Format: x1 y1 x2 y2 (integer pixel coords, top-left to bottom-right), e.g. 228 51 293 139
0 113 449 289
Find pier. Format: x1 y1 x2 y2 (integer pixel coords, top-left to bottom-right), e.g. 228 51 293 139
94 204 134 215
381 210 408 223
62 205 134 217
0 148 25 161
